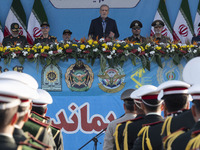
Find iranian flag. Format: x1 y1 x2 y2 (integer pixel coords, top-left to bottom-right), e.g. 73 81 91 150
173 0 194 43
194 0 200 36
0 21 3 43
151 0 173 40
4 0 27 37
27 0 48 45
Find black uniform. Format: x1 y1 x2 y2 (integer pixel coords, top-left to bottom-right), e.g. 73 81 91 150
2 34 28 47
124 36 146 43
0 135 17 150
161 109 195 138
132 121 164 150
114 114 145 150
34 35 57 45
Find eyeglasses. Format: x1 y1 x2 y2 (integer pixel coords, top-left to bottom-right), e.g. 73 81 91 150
41 27 49 29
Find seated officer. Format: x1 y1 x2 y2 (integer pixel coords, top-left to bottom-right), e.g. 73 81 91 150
150 20 171 43
124 20 146 43
34 22 57 45
62 29 72 43
2 23 28 47
31 89 64 150
191 23 200 45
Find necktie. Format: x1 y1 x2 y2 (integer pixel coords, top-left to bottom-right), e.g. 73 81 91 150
102 20 106 34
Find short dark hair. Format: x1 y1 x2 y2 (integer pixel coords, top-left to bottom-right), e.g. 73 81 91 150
163 94 188 112
32 106 47 116
0 104 18 128
192 100 200 113
16 106 29 125
142 99 161 112
100 4 109 10
124 98 134 112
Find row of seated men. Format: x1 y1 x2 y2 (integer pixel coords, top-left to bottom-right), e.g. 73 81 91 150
0 71 63 150
103 57 200 150
0 20 182 48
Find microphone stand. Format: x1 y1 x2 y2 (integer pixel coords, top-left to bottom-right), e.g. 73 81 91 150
78 113 125 150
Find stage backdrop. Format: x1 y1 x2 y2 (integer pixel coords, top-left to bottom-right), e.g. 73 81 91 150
0 58 186 149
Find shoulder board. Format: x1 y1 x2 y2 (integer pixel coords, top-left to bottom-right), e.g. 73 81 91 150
28 117 49 128
50 123 61 130
51 36 56 38
17 142 44 150
192 130 200 137
31 111 47 120
35 37 40 39
142 121 164 127
116 116 144 125
25 132 51 148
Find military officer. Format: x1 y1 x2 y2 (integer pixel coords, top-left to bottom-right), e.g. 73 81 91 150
62 29 72 43
191 23 200 45
114 88 145 150
2 23 28 47
103 89 136 150
31 89 64 150
151 20 171 43
124 20 146 43
34 22 57 45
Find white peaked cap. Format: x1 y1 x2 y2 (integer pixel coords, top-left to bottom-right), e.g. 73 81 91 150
130 88 141 99
188 84 200 100
32 89 53 105
157 80 190 96
183 57 200 85
136 85 159 97
0 71 38 89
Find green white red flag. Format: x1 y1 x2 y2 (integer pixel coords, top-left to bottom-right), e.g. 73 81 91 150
194 0 200 36
150 0 173 40
27 0 48 45
0 21 3 43
4 0 27 37
173 0 194 43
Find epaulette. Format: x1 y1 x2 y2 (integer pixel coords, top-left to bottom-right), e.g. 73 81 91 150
28 117 49 128
35 37 40 39
142 121 164 127
51 36 56 38
50 123 61 130
31 111 48 123
163 128 186 149
24 132 50 149
191 130 200 137
17 141 49 150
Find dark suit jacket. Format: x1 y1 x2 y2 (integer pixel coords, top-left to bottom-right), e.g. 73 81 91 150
88 16 119 40
0 135 17 150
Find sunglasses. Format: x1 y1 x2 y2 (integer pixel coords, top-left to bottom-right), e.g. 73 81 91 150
41 27 49 29
132 28 140 30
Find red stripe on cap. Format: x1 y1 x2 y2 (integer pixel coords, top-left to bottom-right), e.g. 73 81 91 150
141 95 158 100
33 103 46 105
21 99 30 103
0 94 18 99
164 87 188 92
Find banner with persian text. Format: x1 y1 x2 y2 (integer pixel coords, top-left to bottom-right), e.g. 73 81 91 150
0 58 186 149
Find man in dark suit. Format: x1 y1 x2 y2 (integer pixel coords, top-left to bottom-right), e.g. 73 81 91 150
88 4 119 40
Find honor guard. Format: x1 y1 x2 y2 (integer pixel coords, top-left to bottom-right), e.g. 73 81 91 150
124 20 146 43
103 89 136 150
163 85 200 149
131 85 164 150
151 20 171 43
34 22 57 46
114 88 145 150
2 23 28 47
31 89 64 150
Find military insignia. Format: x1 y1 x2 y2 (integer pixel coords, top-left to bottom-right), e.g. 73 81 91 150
98 65 125 93
65 60 94 92
135 23 138 26
13 66 24 72
14 24 18 28
42 64 62 91
156 21 160 25
157 59 183 84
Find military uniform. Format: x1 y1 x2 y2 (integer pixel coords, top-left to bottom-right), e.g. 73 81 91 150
151 34 171 43
132 121 164 150
34 35 57 45
31 111 64 150
0 134 18 150
124 20 146 43
114 114 145 150
2 34 28 47
191 35 200 45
